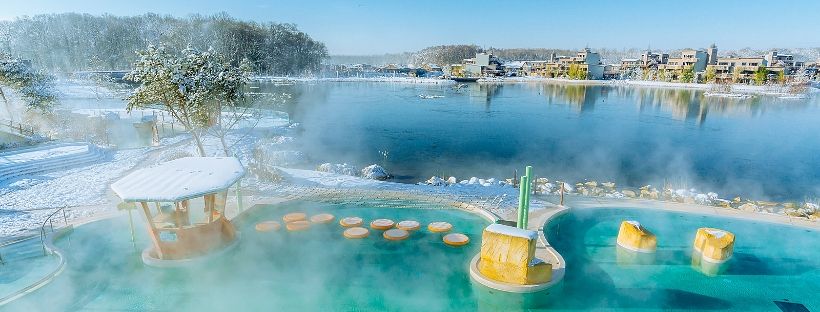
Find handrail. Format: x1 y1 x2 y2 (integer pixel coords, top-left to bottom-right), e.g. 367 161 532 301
39 205 69 255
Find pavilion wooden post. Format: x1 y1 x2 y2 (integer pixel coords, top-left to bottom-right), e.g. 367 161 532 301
127 208 136 242
236 181 244 213
205 194 215 223
140 201 164 259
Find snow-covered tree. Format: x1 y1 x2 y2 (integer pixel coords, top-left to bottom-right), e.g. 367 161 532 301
0 53 56 112
125 45 250 156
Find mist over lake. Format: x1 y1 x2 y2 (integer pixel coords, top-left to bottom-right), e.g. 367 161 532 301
261 82 820 201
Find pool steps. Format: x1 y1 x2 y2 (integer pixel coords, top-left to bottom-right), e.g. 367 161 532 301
0 143 106 183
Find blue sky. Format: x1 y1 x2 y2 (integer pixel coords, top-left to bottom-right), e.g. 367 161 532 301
2 0 819 54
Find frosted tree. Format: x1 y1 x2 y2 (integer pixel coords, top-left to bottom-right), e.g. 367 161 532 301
125 45 249 156
0 54 56 113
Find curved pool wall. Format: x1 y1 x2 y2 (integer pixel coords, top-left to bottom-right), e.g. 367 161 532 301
2 199 516 311
542 206 820 311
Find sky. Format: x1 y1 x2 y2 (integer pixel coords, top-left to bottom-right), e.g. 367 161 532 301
1 0 819 55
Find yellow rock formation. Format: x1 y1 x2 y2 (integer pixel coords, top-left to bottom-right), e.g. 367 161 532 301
616 221 657 253
477 224 551 285
693 228 734 263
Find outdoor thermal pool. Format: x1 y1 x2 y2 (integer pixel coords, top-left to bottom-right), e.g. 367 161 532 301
3 200 819 311
2 200 494 311
543 207 820 311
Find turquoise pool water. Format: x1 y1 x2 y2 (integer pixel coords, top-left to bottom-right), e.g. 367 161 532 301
544 208 820 311
2 201 491 311
4 203 818 311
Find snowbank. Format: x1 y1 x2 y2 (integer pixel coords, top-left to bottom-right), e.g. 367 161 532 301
317 163 358 176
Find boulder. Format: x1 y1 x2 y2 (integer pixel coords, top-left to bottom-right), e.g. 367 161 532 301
361 164 389 180
693 228 735 263
622 190 637 198
425 176 447 186
617 221 657 253
738 203 758 212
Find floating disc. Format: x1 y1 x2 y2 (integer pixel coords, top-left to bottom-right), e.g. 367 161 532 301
282 212 307 223
443 233 469 246
370 219 395 230
343 227 370 239
383 228 410 241
254 221 281 232
396 220 421 231
310 213 335 224
428 222 453 233
340 217 364 228
286 220 310 231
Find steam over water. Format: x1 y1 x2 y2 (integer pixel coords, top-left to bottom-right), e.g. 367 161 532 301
263 82 820 201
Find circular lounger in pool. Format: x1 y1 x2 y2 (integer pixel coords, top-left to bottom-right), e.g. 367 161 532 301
443 233 469 246
310 213 335 224
283 212 307 223
428 222 453 233
286 220 310 231
383 228 410 241
343 227 370 239
255 221 281 232
370 219 395 230
396 220 421 231
340 217 363 227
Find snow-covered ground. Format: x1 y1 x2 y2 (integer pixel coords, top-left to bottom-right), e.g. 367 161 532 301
0 148 147 236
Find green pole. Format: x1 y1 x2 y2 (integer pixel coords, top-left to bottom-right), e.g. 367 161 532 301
523 166 532 228
517 176 528 229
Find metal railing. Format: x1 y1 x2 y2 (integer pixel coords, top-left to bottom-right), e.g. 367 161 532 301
39 206 69 255
0 119 38 138
241 183 517 220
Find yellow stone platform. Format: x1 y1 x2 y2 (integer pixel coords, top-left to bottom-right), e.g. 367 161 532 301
616 220 657 253
693 227 734 263
477 224 552 285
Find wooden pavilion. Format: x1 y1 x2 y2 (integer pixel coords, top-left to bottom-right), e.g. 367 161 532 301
111 157 245 262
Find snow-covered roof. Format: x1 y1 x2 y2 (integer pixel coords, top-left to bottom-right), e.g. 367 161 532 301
111 157 245 202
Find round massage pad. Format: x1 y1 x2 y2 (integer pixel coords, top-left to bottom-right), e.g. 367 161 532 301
282 212 307 223
343 227 370 239
309 213 335 224
443 233 470 246
427 221 453 233
254 221 281 232
396 220 421 231
370 219 395 230
285 220 310 231
339 216 364 228
383 228 410 241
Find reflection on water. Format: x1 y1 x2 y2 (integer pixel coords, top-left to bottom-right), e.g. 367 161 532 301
243 82 820 200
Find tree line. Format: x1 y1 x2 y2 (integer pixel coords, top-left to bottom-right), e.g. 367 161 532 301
0 13 328 75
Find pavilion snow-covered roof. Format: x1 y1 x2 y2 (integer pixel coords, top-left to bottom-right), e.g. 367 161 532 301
111 157 245 202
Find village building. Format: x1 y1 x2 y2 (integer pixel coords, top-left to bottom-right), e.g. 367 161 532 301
519 48 605 80
462 53 504 77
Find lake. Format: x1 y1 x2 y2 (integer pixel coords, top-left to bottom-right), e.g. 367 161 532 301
258 81 820 201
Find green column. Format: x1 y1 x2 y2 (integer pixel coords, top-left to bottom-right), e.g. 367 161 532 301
517 175 528 229
523 166 532 228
